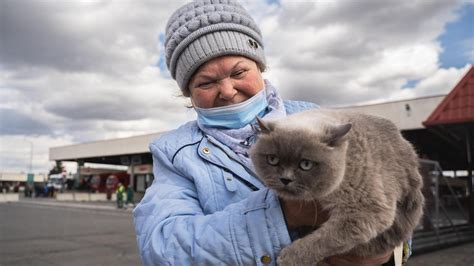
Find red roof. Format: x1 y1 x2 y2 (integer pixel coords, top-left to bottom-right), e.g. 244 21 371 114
424 66 474 126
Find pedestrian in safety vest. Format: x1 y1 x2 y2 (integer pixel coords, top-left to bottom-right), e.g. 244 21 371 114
116 183 125 209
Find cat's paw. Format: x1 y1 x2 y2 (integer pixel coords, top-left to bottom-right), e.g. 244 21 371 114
278 245 323 266
277 247 302 266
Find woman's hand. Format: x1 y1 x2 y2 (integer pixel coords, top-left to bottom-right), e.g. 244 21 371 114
280 198 393 265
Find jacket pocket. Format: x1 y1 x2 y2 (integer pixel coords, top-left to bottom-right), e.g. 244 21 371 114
222 169 238 192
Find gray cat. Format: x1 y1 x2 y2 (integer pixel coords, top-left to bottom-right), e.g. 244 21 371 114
250 109 424 266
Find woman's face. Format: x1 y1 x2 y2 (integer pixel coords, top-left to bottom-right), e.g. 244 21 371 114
188 56 265 109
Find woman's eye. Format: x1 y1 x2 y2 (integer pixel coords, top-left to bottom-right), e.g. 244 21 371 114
299 160 314 171
232 70 246 78
198 81 213 88
266 155 279 166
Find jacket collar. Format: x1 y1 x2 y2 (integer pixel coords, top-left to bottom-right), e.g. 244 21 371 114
197 134 264 191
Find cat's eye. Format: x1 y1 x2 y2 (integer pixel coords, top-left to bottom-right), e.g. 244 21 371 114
299 160 314 171
266 155 280 166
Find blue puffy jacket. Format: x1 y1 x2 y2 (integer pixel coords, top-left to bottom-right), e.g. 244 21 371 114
133 100 318 265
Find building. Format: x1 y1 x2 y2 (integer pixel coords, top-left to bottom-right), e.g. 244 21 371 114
50 132 162 196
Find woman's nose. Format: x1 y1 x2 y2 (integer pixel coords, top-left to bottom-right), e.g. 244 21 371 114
218 79 237 100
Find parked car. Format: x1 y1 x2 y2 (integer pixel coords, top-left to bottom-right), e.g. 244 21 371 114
48 174 65 193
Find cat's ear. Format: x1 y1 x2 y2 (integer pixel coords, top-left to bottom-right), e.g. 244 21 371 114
256 117 273 134
325 123 352 147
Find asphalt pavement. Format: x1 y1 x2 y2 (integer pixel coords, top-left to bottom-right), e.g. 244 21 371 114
0 201 140 266
406 241 474 266
1 199 474 266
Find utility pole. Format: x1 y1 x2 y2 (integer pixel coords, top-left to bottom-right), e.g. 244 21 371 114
24 138 33 173
24 138 34 197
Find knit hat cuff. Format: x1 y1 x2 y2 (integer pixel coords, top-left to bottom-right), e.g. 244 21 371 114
175 29 266 94
169 22 264 78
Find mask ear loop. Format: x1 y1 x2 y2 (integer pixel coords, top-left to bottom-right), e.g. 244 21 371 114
184 95 195 109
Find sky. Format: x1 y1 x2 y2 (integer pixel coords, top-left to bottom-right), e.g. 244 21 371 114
0 0 473 174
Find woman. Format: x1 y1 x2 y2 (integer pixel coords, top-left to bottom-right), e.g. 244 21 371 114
134 1 396 265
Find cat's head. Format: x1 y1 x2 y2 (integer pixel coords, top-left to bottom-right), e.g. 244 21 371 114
250 117 352 200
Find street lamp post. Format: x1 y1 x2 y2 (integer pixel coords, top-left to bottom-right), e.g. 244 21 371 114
23 138 34 197
24 138 33 173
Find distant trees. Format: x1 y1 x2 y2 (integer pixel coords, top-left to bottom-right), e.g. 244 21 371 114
49 161 65 175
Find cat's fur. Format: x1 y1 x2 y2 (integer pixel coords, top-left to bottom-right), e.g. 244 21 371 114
250 109 424 265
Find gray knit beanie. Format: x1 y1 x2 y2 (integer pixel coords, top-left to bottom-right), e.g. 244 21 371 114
165 0 266 96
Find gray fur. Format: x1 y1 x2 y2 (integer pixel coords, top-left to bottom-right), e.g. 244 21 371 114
250 109 424 265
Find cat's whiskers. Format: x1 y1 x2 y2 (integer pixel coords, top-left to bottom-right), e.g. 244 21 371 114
309 197 319 227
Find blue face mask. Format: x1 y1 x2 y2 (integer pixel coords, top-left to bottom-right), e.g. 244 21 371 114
194 88 268 129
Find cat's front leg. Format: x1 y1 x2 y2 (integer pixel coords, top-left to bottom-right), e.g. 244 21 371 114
277 239 324 266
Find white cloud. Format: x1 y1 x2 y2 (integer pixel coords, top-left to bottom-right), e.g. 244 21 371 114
0 135 74 174
0 0 471 173
400 65 471 97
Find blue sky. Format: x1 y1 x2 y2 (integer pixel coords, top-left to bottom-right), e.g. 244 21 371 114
404 2 472 89
439 3 473 68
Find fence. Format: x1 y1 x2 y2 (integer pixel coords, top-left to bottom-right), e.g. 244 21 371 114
413 159 473 253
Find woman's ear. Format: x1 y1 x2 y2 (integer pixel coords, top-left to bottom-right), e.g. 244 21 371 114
185 100 194 109
257 62 266 73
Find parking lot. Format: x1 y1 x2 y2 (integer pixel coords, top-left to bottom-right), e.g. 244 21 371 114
0 202 140 266
1 200 473 266
407 241 474 266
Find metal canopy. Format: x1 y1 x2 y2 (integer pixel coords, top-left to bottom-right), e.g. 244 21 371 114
422 65 474 223
424 66 474 126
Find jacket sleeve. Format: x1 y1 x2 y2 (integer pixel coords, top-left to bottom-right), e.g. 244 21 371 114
133 142 292 266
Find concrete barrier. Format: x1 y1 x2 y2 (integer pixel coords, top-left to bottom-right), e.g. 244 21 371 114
89 193 115 201
56 192 116 202
56 193 74 201
74 193 90 201
0 193 20 202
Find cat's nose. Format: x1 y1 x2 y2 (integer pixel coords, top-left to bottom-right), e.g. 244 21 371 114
279 178 293 185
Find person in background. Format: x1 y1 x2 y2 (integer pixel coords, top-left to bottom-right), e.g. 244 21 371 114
43 182 49 198
49 184 56 198
133 1 399 265
126 185 135 208
116 182 125 209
